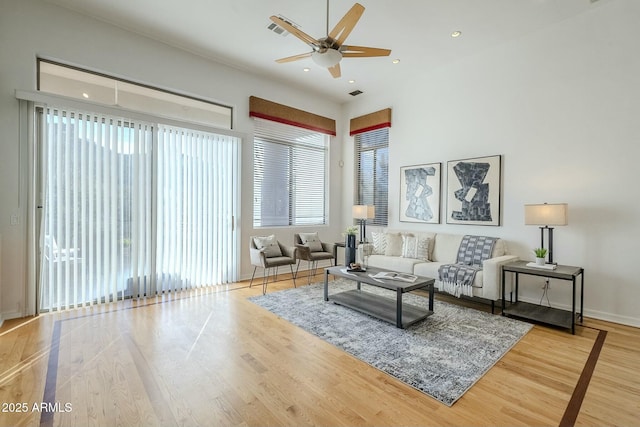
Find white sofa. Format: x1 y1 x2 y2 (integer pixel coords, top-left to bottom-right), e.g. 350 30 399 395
358 230 518 310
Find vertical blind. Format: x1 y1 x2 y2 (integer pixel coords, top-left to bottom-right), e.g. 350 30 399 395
40 107 153 309
253 118 328 227
156 125 239 293
355 127 389 226
39 106 239 311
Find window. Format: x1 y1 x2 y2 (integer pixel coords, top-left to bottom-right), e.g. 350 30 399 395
355 127 389 226
26 62 241 312
253 118 329 227
38 60 233 129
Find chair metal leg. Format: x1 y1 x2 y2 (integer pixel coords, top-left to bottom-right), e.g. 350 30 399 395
253 262 299 293
290 264 297 288
249 267 257 288
295 260 301 279
262 267 270 295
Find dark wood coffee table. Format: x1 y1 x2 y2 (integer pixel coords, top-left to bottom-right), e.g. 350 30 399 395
324 266 435 329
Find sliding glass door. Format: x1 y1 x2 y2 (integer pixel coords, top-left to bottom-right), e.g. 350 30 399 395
39 106 239 311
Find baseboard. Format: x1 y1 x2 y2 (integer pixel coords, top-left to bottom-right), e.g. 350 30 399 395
1 309 24 323
582 309 640 328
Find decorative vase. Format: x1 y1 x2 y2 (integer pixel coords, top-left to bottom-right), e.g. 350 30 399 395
345 234 356 266
536 257 546 266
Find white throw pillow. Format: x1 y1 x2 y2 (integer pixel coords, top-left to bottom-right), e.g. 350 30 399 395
371 232 387 255
299 232 324 252
384 233 404 256
401 235 430 261
253 235 282 258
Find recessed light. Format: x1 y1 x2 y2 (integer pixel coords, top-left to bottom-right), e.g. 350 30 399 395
82 92 89 98
303 67 310 72
392 59 400 64
451 31 462 38
348 79 355 84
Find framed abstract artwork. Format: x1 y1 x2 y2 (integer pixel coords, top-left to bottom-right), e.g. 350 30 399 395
446 155 502 226
400 163 441 224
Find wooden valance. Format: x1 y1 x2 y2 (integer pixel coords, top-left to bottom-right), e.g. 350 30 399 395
249 96 336 136
349 108 392 136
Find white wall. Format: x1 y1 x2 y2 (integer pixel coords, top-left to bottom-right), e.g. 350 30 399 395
0 0 344 321
342 0 640 326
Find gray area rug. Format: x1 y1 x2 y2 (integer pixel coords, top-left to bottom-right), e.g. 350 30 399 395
248 279 532 406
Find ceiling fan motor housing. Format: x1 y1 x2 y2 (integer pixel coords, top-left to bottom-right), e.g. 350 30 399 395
318 36 340 50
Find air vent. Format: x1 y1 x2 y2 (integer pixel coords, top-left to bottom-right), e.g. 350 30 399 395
349 90 363 96
267 15 298 37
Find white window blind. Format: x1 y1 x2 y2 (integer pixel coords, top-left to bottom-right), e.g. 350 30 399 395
156 125 240 292
355 127 389 226
39 106 240 311
253 118 328 227
40 107 154 310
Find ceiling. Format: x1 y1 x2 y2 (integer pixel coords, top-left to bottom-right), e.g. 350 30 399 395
43 0 603 104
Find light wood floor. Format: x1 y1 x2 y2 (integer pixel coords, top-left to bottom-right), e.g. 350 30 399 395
0 272 638 427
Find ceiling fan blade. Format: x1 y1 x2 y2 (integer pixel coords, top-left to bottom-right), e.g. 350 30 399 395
275 52 313 63
328 63 341 78
328 3 364 46
269 15 319 47
341 45 391 58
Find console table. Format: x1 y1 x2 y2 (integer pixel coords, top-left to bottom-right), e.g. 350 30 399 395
502 260 584 334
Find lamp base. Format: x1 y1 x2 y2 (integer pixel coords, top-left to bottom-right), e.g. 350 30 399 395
539 226 557 265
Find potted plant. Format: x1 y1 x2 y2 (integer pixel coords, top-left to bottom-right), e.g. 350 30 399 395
533 248 548 266
344 225 358 236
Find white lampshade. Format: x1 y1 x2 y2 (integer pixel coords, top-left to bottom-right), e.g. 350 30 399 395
311 49 342 67
524 203 568 226
352 205 375 219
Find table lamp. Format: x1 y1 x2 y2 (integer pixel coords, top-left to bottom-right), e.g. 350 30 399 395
352 205 375 243
524 203 568 264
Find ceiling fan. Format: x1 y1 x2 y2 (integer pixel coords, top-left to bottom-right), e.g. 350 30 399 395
269 2 391 78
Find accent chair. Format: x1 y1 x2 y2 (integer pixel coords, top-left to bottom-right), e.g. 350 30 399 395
294 232 335 284
249 235 297 295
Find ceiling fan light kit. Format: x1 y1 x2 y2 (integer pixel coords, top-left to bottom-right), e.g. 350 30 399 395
269 2 391 78
312 49 342 67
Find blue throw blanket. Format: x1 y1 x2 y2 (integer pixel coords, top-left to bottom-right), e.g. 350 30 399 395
438 235 498 298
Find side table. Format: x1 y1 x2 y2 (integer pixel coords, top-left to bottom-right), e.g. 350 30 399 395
502 260 584 334
333 242 344 265
333 241 358 266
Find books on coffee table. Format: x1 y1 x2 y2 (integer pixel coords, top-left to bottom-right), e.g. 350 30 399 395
370 271 418 283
